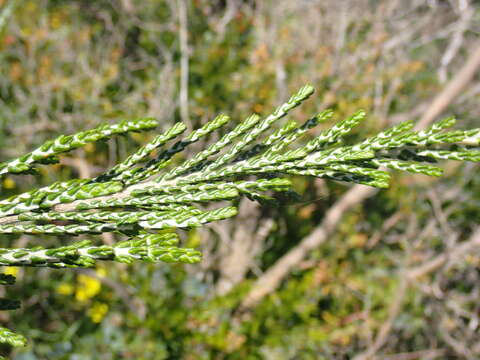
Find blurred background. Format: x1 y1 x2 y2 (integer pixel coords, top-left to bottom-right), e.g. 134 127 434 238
0 0 479 359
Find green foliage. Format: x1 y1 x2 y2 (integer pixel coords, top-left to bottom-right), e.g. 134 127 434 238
0 1 478 358
0 326 26 348
0 84 479 349
0 118 158 176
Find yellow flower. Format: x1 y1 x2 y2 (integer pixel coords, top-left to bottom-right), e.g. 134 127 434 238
75 274 102 302
3 267 18 277
88 302 109 323
3 177 15 190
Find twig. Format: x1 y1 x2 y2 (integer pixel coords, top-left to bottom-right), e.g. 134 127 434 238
382 349 445 360
353 275 409 360
177 0 190 128
416 42 480 129
367 211 404 248
215 0 239 40
426 189 457 247
438 3 473 83
0 0 17 31
407 227 480 280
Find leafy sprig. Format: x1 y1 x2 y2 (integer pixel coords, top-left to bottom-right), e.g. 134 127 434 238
0 84 479 347
0 118 157 176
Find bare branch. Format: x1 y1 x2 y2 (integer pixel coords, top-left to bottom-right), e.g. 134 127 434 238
177 0 190 128
407 227 480 280
416 42 480 129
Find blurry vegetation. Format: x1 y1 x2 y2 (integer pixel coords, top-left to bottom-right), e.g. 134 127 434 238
0 0 479 359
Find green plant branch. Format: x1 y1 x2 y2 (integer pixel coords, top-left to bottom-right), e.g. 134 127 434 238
0 84 479 347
